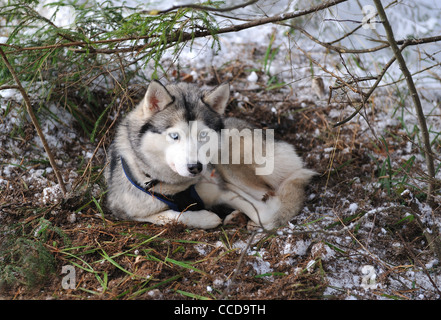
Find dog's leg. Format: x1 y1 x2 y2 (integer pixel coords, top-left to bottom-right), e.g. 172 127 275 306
269 170 313 227
140 209 222 229
217 185 281 229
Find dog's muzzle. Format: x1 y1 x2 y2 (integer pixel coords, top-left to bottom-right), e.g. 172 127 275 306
187 162 203 175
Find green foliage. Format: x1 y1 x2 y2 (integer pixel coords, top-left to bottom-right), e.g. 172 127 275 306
0 0 222 140
368 135 426 199
0 217 69 288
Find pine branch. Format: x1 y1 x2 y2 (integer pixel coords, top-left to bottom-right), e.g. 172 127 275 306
3 0 349 55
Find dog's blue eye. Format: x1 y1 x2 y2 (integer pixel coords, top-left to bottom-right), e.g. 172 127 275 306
169 132 179 140
199 131 208 139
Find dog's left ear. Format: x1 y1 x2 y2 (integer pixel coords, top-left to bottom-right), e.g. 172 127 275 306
203 83 230 114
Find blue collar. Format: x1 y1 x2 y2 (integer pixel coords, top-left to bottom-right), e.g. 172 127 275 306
120 156 205 212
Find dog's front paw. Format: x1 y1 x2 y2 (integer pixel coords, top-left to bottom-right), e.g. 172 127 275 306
246 220 262 231
202 212 223 229
247 219 277 231
181 210 222 229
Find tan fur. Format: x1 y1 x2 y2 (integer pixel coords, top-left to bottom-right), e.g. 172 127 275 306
203 135 315 230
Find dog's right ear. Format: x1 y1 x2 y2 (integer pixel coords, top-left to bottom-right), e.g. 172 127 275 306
141 80 174 116
203 82 230 115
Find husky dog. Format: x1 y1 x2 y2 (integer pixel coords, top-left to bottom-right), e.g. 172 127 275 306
105 80 315 229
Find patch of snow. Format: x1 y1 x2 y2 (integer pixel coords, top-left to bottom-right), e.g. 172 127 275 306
194 243 209 256
250 257 273 276
42 184 63 205
247 71 258 83
348 203 358 214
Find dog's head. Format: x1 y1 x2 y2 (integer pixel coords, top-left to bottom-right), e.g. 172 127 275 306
135 80 229 178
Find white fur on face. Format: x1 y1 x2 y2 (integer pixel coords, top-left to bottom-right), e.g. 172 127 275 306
165 124 191 177
139 121 218 178
164 121 216 177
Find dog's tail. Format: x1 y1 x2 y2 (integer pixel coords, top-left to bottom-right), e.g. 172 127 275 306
271 168 316 228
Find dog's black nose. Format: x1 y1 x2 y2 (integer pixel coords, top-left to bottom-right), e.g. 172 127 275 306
187 162 203 175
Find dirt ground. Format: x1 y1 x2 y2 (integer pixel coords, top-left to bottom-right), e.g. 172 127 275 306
1 60 440 300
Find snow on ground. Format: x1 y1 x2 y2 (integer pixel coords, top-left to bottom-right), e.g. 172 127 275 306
1 0 441 299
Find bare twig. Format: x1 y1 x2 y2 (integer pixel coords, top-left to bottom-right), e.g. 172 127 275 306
373 0 436 198
220 231 257 300
410 205 441 268
373 0 440 264
146 0 259 15
0 85 20 90
293 41 365 96
282 24 389 54
0 47 67 197
333 51 398 127
397 232 441 296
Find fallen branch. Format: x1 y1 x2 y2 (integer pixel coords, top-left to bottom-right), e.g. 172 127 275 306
0 47 67 197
